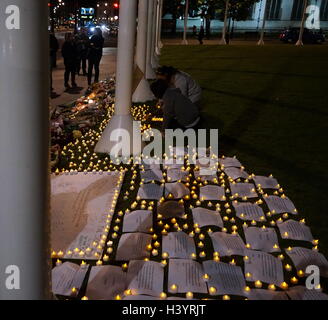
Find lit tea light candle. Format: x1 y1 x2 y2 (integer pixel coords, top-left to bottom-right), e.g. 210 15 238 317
255 280 262 288
209 287 217 295
170 284 178 293
186 292 193 299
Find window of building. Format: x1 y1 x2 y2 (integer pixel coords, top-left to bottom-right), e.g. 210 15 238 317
291 0 307 20
266 0 282 20
321 0 328 21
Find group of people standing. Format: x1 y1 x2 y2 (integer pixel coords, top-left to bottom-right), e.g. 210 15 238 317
50 27 105 91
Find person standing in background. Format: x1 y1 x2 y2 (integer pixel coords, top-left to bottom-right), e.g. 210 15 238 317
75 28 89 76
87 28 104 86
198 25 205 45
62 33 78 90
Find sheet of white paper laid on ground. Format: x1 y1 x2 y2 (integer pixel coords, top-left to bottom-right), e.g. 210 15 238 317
122 210 153 234
140 169 163 183
116 233 152 261
253 176 279 189
244 227 280 253
286 286 328 300
166 168 189 182
200 185 225 201
137 184 163 200
86 265 127 300
168 147 189 157
244 250 284 286
203 261 246 296
123 295 159 300
247 289 288 300
219 157 242 168
164 182 190 199
233 202 266 222
192 207 224 228
140 163 161 171
277 220 313 242
51 172 124 259
52 262 89 297
224 167 249 180
286 247 328 278
157 201 185 219
264 195 297 214
163 158 185 168
162 232 196 259
195 158 219 173
230 183 258 199
168 259 208 294
209 232 246 256
127 260 164 297
194 170 218 182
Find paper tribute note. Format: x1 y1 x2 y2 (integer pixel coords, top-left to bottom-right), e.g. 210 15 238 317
203 261 246 296
122 210 153 234
194 170 218 182
140 169 163 183
86 265 127 300
230 183 258 199
286 286 328 300
157 201 185 219
116 233 152 261
166 168 189 182
140 163 161 171
168 259 208 294
277 220 313 242
224 167 249 181
286 247 328 278
51 171 124 259
164 182 190 199
253 176 279 189
192 207 224 228
162 232 196 259
244 227 280 253
247 289 288 300
127 260 164 297
199 185 225 201
52 262 89 297
264 195 297 214
209 232 246 256
219 157 242 168
244 250 284 286
137 183 163 200
233 202 266 222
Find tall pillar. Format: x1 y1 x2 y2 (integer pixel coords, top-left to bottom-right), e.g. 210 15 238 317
155 0 163 54
95 0 141 156
146 0 157 79
157 0 164 49
0 0 50 299
296 0 308 46
133 0 155 103
182 0 190 45
151 0 160 69
257 0 268 45
220 0 230 45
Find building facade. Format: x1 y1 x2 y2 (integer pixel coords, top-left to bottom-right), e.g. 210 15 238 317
166 0 328 33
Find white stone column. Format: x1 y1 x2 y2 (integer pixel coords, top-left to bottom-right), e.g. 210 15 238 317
133 0 155 103
0 0 51 299
220 0 230 45
157 0 164 49
151 0 160 69
95 0 141 156
182 0 190 45
257 0 268 45
146 0 157 79
296 0 309 46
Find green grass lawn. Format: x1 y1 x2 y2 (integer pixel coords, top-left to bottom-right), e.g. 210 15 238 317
160 44 328 256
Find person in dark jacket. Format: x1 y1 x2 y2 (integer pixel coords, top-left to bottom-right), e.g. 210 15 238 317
87 28 104 86
75 28 89 76
198 25 205 45
150 80 200 131
62 33 78 89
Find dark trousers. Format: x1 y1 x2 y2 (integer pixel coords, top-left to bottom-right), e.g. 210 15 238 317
88 55 102 85
77 54 87 75
64 63 76 86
